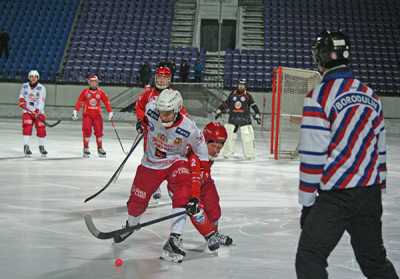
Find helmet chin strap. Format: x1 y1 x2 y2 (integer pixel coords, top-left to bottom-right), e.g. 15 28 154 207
159 112 179 128
161 121 174 128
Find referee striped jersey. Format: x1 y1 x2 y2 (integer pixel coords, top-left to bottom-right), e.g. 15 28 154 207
298 66 386 206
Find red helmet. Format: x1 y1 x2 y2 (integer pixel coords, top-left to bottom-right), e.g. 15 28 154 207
156 66 172 77
203 121 227 143
155 66 172 90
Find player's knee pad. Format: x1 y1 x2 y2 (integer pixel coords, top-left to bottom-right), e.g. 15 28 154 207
127 185 151 216
190 209 216 238
225 123 237 140
82 126 92 138
36 126 46 137
22 115 33 135
240 125 255 159
94 127 103 137
127 195 148 217
240 125 255 142
93 117 104 137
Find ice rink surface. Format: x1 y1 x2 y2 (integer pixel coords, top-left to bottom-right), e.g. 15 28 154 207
0 119 399 279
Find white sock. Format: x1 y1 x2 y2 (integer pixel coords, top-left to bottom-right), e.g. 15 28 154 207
39 137 46 146
170 208 187 235
23 136 30 145
128 215 140 226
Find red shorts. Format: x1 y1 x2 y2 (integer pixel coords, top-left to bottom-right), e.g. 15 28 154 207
82 113 103 137
200 178 221 224
127 161 192 217
22 112 46 137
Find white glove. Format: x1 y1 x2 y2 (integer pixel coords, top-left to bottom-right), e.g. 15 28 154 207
108 112 114 121
72 110 78 120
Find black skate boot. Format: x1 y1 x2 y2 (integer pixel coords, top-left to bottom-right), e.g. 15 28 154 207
24 145 32 157
160 233 186 263
215 231 233 246
83 148 90 158
39 145 47 157
206 232 220 251
152 187 162 200
97 147 106 158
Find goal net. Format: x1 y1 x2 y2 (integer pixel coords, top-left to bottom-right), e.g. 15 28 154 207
270 66 321 160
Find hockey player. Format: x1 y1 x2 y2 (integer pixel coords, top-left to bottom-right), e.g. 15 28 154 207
295 30 398 279
121 89 220 263
215 79 261 160
135 65 187 200
187 121 233 246
18 70 48 157
72 74 113 158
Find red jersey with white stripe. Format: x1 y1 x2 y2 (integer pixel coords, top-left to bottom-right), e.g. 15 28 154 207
298 66 387 206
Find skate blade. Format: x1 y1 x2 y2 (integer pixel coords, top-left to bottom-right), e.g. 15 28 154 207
41 154 47 158
160 251 184 263
25 154 32 158
98 154 106 158
83 154 90 158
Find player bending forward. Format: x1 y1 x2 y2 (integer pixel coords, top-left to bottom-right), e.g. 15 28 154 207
186 121 233 247
119 89 221 263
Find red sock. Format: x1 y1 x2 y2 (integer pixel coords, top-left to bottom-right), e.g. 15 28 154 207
83 137 89 148
190 209 216 238
96 137 102 149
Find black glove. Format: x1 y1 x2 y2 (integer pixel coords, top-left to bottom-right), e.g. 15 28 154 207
253 114 261 125
215 109 222 120
186 198 200 216
300 206 313 229
136 120 143 134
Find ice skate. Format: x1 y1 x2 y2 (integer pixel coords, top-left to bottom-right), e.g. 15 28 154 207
160 234 185 263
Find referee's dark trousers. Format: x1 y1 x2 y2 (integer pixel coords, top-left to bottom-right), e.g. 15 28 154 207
296 185 398 279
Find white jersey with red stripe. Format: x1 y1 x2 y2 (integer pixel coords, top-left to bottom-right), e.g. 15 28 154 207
19 82 46 113
142 100 209 170
298 65 386 206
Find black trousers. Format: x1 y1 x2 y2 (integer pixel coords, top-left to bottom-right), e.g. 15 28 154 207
296 186 398 279
0 44 8 58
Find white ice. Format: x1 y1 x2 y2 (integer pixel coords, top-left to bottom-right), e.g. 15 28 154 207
0 119 399 279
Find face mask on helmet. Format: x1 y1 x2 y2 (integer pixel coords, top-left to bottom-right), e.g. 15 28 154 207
87 74 99 89
28 70 40 85
156 89 183 128
155 67 172 90
203 121 227 159
312 30 350 69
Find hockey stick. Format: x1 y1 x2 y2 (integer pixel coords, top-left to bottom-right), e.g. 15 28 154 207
83 133 144 203
84 210 186 240
110 120 127 154
23 107 61 128
113 133 141 183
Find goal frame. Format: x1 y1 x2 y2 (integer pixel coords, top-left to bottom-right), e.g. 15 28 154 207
270 66 321 160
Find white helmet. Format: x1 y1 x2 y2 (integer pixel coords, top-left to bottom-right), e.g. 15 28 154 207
28 70 40 79
156 89 183 114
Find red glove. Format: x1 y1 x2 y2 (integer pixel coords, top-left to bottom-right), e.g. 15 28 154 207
18 98 26 109
37 113 46 122
33 109 40 119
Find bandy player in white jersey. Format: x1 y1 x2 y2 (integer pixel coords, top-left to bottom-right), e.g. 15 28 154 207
18 70 48 157
119 89 220 263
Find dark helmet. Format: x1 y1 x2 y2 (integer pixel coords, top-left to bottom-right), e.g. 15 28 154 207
312 30 350 69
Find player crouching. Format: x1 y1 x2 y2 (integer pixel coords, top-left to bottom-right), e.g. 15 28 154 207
186 121 233 250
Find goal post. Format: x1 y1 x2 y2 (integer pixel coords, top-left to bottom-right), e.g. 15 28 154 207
270 66 321 160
